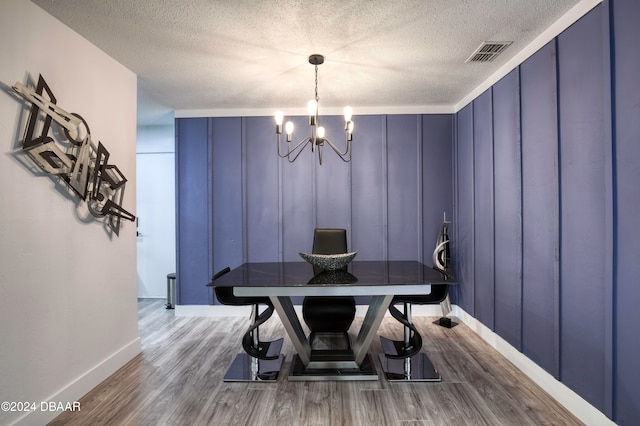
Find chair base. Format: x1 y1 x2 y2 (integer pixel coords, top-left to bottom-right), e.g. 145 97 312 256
222 352 285 382
377 352 441 382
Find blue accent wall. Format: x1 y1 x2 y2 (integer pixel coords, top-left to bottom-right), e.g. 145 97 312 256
520 40 561 380
612 0 640 423
472 89 495 330
388 115 420 260
212 118 243 275
176 118 213 305
558 5 611 411
454 1 640 422
492 69 522 350
351 115 387 260
177 114 454 306
454 104 475 314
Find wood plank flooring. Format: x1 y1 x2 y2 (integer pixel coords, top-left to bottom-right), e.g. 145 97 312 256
50 299 582 425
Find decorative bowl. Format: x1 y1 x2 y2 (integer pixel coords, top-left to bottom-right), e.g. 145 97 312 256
298 251 357 271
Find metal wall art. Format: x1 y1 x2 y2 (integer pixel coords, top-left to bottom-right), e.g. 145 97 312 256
7 74 135 236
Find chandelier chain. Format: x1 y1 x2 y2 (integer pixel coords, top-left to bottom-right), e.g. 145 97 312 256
314 65 319 103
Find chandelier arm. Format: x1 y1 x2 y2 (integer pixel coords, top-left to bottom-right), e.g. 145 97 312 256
277 134 312 159
323 137 352 160
287 138 313 163
276 133 290 158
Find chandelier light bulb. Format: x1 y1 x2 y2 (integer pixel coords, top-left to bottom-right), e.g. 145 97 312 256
317 126 325 139
285 121 294 135
344 106 352 122
275 111 284 126
307 99 317 116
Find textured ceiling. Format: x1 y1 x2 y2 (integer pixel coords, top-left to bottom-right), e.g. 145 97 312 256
32 0 588 124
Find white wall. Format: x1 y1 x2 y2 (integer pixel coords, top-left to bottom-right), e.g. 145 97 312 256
136 123 176 298
0 2 140 425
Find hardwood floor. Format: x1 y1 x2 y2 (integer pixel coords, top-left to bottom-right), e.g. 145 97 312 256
50 299 582 425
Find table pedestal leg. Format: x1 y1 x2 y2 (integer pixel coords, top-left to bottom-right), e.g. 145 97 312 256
270 294 393 381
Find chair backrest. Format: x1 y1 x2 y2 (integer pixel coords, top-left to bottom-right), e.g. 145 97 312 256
312 228 348 275
312 228 347 255
393 283 448 304
211 266 269 306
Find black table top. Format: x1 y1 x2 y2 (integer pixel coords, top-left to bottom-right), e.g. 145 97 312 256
209 261 455 297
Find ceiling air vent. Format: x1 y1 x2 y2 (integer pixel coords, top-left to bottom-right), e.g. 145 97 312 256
466 41 512 63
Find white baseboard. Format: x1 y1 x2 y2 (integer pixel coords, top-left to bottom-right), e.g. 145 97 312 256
13 338 141 426
175 304 249 316
452 306 614 426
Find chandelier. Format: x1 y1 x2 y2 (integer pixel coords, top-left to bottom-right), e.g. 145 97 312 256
275 54 354 165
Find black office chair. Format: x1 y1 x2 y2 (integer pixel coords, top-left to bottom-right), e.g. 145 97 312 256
208 267 284 382
378 217 452 381
302 228 356 347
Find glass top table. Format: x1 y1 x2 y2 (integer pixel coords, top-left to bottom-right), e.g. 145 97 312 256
210 260 454 381
212 260 451 296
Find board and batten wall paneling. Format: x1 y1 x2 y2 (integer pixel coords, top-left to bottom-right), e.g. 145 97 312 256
388 115 420 261
176 118 213 305
472 89 495 330
422 115 454 265
492 68 523 350
612 0 640 422
454 105 475 313
520 40 561 379
351 115 387 260
212 117 244 275
557 4 612 413
245 117 281 262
